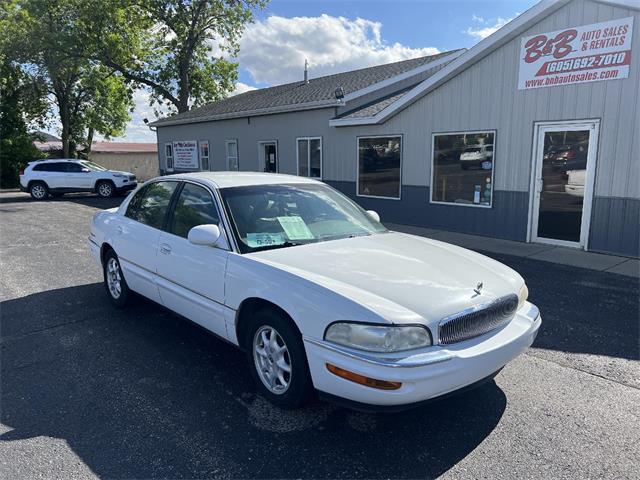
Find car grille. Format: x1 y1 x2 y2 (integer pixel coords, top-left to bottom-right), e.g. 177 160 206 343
128 175 136 181
438 294 519 345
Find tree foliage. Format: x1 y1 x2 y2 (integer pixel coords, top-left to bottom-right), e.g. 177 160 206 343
2 0 133 157
77 0 266 114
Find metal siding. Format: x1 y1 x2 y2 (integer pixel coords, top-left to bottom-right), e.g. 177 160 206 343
325 181 529 241
589 197 640 257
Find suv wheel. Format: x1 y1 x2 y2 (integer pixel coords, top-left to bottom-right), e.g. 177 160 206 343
103 250 131 307
245 308 313 409
29 182 48 200
97 181 114 198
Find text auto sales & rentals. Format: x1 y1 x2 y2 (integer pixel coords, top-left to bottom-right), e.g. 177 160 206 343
519 16 634 89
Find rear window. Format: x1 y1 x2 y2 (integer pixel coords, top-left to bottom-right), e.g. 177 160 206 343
125 181 178 229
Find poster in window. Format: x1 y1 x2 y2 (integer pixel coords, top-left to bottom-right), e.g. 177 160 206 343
172 140 199 169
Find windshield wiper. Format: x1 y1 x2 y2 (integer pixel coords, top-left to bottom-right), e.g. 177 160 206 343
250 241 310 252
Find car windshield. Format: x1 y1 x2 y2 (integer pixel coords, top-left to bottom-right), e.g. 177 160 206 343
80 161 107 171
220 183 388 253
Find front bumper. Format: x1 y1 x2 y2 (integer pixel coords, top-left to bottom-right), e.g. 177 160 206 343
304 302 541 408
115 182 137 193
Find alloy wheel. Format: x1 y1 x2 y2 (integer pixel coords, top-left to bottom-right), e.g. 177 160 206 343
106 257 122 299
98 183 113 197
253 326 292 394
31 184 46 199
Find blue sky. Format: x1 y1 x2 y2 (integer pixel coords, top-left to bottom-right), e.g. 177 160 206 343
103 0 539 141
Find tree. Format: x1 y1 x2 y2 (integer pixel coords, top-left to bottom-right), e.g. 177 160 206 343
77 0 266 115
2 0 133 157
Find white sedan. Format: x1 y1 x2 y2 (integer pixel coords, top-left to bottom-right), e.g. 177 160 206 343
88 172 541 410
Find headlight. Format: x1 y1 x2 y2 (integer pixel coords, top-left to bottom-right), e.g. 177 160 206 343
324 322 432 353
518 283 529 310
112 173 125 178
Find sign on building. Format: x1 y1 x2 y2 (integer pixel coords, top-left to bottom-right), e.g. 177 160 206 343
518 17 633 90
173 140 199 169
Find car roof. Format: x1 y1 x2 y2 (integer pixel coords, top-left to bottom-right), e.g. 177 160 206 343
159 171 323 189
29 158 80 164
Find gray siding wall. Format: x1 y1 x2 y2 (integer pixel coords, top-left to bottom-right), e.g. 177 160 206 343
156 0 639 256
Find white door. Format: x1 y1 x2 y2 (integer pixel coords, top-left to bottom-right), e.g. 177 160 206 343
115 180 180 303
156 182 229 339
42 162 68 188
529 121 599 249
64 162 93 188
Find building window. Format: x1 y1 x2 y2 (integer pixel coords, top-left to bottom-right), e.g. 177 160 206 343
165 143 174 171
199 141 210 170
357 136 402 199
297 137 322 179
431 131 495 207
226 139 239 171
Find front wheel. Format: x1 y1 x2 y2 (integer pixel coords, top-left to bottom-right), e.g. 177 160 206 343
246 309 313 409
103 250 131 308
97 181 115 198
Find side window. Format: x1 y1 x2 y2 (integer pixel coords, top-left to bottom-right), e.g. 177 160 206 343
125 181 178 229
65 163 83 172
170 183 220 239
33 163 49 172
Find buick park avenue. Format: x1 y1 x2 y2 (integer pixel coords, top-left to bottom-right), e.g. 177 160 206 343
88 172 541 410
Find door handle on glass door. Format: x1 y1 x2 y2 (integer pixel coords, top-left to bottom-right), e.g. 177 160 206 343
160 243 172 254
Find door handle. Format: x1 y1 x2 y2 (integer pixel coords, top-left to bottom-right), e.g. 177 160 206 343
159 243 172 254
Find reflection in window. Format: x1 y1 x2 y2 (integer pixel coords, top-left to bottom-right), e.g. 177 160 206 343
432 131 495 206
171 183 220 238
226 140 239 171
125 181 178 229
358 136 401 199
297 137 322 179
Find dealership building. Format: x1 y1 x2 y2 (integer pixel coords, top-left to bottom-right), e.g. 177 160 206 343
152 0 639 258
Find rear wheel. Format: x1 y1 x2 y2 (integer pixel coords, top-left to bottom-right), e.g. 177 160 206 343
97 181 114 198
103 250 130 308
29 182 48 200
245 308 313 409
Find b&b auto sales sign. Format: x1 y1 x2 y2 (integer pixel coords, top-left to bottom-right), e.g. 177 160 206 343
518 17 633 90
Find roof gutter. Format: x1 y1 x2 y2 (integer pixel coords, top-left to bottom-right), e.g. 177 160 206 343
330 0 571 127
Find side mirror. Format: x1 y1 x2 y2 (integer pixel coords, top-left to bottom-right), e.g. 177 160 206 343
366 210 380 223
188 224 224 247
81 168 90 172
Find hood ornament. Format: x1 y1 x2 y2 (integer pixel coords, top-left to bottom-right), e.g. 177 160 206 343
473 282 484 296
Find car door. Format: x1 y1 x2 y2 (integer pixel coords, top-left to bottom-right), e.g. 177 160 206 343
156 181 230 339
115 180 180 303
41 162 67 188
64 162 93 189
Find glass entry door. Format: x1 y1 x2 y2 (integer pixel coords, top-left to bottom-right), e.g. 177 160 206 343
259 141 278 173
530 121 599 248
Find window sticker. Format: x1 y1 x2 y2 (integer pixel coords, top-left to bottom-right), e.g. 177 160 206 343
247 233 285 248
277 216 314 240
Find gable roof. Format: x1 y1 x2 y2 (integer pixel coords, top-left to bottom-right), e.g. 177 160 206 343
150 49 464 127
330 0 639 126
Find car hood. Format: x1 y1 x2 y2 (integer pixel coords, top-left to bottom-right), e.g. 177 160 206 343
249 232 523 326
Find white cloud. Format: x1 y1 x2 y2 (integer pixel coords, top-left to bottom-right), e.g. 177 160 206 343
238 14 440 85
471 14 485 23
465 16 514 41
230 82 257 96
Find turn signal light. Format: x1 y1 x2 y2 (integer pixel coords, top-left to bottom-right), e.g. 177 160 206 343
326 363 401 390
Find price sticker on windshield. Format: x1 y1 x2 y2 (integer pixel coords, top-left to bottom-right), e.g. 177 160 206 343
277 216 314 240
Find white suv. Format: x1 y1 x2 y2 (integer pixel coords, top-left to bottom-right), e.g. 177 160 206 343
20 159 137 200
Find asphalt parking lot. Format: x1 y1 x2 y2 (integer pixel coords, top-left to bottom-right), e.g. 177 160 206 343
1 191 639 479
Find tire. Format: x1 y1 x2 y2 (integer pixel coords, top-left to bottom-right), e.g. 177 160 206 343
103 250 131 308
29 181 49 200
245 308 313 409
96 181 115 198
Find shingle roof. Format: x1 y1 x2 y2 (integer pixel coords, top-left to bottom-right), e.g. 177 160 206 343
338 88 413 119
152 49 463 126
